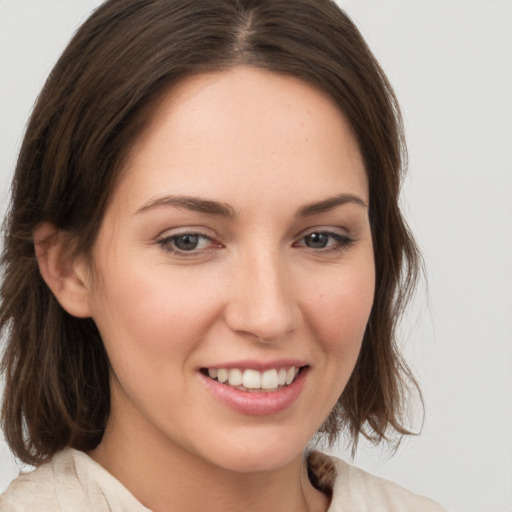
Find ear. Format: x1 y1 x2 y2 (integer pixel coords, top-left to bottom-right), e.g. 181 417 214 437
33 222 93 318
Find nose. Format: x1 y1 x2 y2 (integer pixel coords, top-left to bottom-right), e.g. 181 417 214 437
224 249 300 343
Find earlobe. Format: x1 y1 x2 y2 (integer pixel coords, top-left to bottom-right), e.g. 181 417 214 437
33 222 93 319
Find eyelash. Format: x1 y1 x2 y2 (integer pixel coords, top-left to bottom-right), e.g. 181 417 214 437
156 230 355 257
157 232 217 257
294 231 355 253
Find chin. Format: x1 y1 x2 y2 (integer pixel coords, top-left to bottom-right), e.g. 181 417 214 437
196 429 310 474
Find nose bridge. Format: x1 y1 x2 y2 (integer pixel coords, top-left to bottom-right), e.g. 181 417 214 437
225 244 298 342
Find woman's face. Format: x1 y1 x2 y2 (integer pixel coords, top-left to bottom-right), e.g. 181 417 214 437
85 66 375 473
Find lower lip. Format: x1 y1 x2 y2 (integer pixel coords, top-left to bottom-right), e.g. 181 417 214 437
200 368 308 416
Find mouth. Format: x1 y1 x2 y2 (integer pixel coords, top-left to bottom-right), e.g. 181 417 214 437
200 366 306 392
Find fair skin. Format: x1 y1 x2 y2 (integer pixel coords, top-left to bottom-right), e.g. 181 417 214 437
36 66 374 511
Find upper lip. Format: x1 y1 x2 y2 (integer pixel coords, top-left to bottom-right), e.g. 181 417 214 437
200 359 309 372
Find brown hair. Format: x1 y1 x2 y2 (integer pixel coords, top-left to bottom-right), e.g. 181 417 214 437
1 0 421 466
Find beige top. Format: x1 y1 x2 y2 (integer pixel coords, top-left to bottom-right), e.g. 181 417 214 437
0 448 446 511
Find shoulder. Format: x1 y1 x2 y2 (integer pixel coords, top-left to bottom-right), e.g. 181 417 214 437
0 448 149 512
0 456 61 512
308 451 447 512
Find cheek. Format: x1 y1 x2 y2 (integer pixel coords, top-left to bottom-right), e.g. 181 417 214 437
299 261 375 419
90 262 223 359
305 263 375 354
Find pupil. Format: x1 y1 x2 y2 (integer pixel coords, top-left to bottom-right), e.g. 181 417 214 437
306 233 328 248
175 234 199 250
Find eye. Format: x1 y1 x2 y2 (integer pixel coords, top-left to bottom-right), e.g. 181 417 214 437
295 230 354 252
172 234 206 251
303 232 330 249
157 232 217 255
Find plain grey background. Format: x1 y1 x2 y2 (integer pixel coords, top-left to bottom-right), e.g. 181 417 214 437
1 2 511 511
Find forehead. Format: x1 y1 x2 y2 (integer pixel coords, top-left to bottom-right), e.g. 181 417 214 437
115 66 368 212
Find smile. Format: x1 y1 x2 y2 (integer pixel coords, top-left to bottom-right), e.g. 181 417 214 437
203 367 302 392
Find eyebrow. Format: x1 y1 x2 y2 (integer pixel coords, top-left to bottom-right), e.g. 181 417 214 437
136 195 237 217
135 192 367 217
296 193 368 216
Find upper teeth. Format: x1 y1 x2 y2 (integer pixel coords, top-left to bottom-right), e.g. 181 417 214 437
207 367 300 390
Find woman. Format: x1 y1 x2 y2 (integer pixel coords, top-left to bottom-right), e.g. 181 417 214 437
0 0 446 510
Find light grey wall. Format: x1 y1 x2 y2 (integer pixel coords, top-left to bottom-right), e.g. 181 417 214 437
332 4 512 512
1 2 511 511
